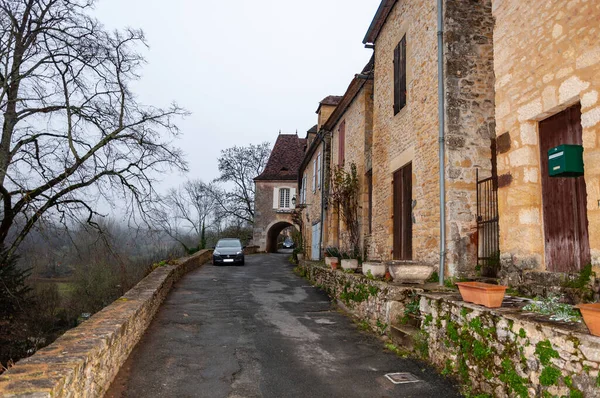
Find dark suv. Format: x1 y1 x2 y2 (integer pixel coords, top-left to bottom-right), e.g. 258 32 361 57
212 238 245 265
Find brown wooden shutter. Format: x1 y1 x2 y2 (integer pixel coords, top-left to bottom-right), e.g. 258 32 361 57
338 120 346 166
394 35 407 115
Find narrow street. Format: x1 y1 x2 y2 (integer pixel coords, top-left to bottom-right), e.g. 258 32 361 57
106 253 461 398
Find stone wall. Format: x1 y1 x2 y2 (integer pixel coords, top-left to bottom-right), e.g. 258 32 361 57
370 0 495 275
253 180 297 252
299 261 600 397
421 293 600 397
493 0 600 274
443 0 496 275
299 140 325 260
0 250 213 398
327 82 373 257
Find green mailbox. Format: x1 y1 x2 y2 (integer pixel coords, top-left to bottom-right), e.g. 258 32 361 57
548 144 584 177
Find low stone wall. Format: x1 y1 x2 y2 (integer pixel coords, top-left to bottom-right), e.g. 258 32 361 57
301 262 420 328
299 262 600 398
244 245 259 255
0 250 212 398
421 292 600 398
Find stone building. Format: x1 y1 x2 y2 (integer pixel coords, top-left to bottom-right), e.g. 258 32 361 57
323 58 375 259
253 133 306 252
492 0 600 287
365 0 496 276
297 96 342 260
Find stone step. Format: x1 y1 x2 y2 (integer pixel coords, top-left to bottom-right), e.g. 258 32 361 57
389 323 420 350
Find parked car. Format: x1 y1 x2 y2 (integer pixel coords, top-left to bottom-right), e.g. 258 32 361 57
282 237 295 249
212 238 245 265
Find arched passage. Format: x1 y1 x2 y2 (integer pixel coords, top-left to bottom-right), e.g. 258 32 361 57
265 221 298 253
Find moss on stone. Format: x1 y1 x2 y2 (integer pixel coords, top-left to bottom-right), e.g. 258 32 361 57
539 365 561 386
535 340 559 366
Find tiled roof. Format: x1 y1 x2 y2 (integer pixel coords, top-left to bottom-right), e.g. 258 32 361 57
307 124 318 134
254 134 307 181
363 0 397 44
316 95 343 114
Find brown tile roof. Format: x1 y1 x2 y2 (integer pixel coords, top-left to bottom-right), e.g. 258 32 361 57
363 0 397 44
254 134 307 181
316 95 343 114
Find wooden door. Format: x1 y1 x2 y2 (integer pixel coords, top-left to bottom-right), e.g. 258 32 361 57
539 104 590 272
393 163 412 260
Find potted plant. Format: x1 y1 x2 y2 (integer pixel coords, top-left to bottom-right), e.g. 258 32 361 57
362 261 386 278
325 246 341 269
387 261 435 284
575 303 600 336
455 281 508 308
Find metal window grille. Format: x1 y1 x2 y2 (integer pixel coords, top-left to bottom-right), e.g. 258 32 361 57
476 169 500 277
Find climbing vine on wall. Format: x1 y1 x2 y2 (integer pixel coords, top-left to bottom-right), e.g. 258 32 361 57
330 163 360 258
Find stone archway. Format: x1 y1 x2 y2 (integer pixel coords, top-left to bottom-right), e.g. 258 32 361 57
265 221 298 253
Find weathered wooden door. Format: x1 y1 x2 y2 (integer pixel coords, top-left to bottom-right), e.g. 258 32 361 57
393 163 412 260
311 222 321 261
539 103 590 272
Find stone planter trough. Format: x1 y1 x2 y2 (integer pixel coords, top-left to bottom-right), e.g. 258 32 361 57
575 303 600 336
362 262 386 278
455 281 507 308
387 261 434 284
341 259 359 271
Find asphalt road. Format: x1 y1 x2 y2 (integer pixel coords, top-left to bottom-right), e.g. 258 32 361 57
106 253 461 398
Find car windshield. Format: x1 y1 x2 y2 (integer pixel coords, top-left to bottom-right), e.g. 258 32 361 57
216 240 241 248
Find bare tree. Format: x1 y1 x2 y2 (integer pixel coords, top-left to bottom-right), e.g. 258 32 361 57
213 142 270 224
0 0 188 259
151 180 217 252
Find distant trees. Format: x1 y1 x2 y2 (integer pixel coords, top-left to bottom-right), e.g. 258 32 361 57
0 0 187 258
213 143 271 224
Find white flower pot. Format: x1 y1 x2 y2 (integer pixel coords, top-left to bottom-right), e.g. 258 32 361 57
362 262 386 278
341 259 359 270
388 262 434 284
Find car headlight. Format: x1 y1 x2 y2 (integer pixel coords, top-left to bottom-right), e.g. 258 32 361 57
214 250 221 256
236 251 243 255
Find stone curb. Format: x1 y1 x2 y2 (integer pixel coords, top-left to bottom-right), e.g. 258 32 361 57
0 249 213 398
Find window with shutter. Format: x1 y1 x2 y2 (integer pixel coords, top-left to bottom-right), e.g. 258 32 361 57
338 121 345 166
312 159 316 192
394 35 407 115
279 188 290 209
317 152 321 189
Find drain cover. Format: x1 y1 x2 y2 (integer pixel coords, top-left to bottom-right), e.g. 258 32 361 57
385 372 422 384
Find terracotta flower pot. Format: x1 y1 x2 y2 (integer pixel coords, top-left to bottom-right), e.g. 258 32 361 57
455 281 507 308
575 303 600 337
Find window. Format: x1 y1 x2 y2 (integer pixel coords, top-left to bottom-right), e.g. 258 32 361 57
317 152 322 189
394 35 407 114
279 188 290 208
312 159 317 192
338 121 345 166
302 174 307 203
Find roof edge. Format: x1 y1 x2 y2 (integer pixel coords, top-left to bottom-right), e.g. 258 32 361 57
363 0 397 44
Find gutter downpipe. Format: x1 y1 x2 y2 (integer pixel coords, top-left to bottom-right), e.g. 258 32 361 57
318 131 327 260
437 0 446 286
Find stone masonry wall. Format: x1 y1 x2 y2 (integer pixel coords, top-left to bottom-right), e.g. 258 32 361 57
327 83 373 257
444 0 496 275
371 0 495 274
421 293 600 397
253 180 297 252
371 0 440 265
493 0 600 273
299 261 600 398
300 140 325 259
0 250 213 398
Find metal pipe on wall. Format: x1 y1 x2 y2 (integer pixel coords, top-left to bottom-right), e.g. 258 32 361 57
437 0 446 286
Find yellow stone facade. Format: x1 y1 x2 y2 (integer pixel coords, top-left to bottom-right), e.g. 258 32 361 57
326 82 374 256
493 0 600 271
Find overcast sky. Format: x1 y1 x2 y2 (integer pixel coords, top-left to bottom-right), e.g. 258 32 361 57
93 0 381 190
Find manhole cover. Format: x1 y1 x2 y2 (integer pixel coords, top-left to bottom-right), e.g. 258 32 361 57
385 372 422 385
